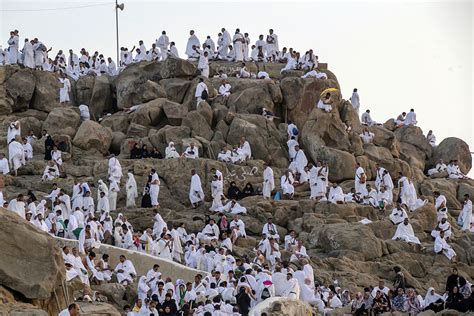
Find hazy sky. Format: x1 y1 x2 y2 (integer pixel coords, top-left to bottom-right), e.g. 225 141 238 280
1 0 473 161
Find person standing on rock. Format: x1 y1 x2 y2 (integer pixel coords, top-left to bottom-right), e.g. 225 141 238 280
108 155 123 184
7 30 19 64
59 72 71 103
126 170 138 207
350 88 360 114
8 138 25 176
195 77 208 106
262 163 275 199
149 168 160 207
156 31 170 60
7 120 21 144
266 29 279 62
108 177 120 212
233 29 245 62
185 30 200 58
21 38 35 68
189 169 204 208
198 51 209 78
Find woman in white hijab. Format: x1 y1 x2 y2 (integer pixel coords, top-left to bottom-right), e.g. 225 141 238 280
126 171 138 207
165 142 180 159
423 287 445 312
137 276 150 303
97 179 109 201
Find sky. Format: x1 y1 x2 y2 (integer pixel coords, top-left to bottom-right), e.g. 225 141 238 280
1 0 473 170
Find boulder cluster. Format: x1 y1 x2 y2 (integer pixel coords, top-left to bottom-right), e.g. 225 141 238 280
0 57 473 315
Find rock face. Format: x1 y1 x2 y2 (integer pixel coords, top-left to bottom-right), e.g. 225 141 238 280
73 120 113 154
43 107 81 137
1 61 473 305
431 137 472 174
0 208 64 299
250 297 313 316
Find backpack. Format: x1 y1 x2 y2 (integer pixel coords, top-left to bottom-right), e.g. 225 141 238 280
292 127 299 136
273 191 281 201
261 287 271 300
201 89 208 100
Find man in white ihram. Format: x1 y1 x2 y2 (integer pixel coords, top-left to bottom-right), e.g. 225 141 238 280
262 163 275 199
185 30 200 58
189 169 204 208
392 218 421 245
156 31 170 60
350 88 360 114
404 108 417 126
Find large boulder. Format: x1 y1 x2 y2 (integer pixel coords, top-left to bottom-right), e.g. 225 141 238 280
115 61 163 109
74 75 95 106
159 57 197 79
182 110 213 140
43 107 81 137
73 120 113 154
31 71 62 112
370 125 400 157
308 223 384 261
394 126 432 158
159 78 191 103
100 112 130 133
431 138 472 175
301 109 351 152
162 99 188 126
89 75 113 118
5 68 36 112
226 114 288 167
304 145 356 182
280 77 340 128
0 208 64 299
131 98 165 127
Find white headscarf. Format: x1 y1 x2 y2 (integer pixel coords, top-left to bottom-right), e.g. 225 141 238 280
424 287 444 307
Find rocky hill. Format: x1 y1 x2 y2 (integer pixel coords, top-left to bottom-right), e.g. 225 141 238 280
0 58 473 314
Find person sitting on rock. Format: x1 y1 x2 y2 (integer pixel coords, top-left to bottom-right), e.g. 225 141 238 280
182 142 199 159
447 160 469 179
239 62 251 78
229 214 246 243
359 127 375 144
427 159 447 176
431 217 452 240
361 109 377 126
217 145 232 163
434 230 457 262
317 92 333 113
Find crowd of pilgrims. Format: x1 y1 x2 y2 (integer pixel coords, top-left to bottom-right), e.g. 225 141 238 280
1 28 474 316
1 28 326 86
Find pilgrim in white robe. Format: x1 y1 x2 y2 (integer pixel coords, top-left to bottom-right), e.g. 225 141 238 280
404 111 417 126
389 207 408 225
7 35 19 64
7 121 20 144
22 142 33 160
233 33 244 61
51 149 63 166
240 141 251 160
157 238 173 260
183 146 199 159
8 140 26 172
114 259 137 284
458 199 473 231
360 131 375 144
7 198 25 219
0 157 10 175
263 166 275 199
355 167 367 196
281 174 295 195
317 99 332 112
434 236 456 260
153 212 167 237
435 195 448 221
287 139 298 160
42 163 59 181
218 83 231 96
126 172 138 207
108 179 120 211
210 179 224 212
197 53 209 77
86 256 104 281
427 162 447 176
431 221 452 239
189 174 205 204
392 222 421 244
165 142 180 159
290 149 308 176
149 172 160 207
59 77 71 103
328 186 345 204
108 157 122 183
220 201 247 214
351 91 360 114
185 34 200 58
22 41 35 68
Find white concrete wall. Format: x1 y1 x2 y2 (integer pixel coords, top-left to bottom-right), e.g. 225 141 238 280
54 237 207 282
